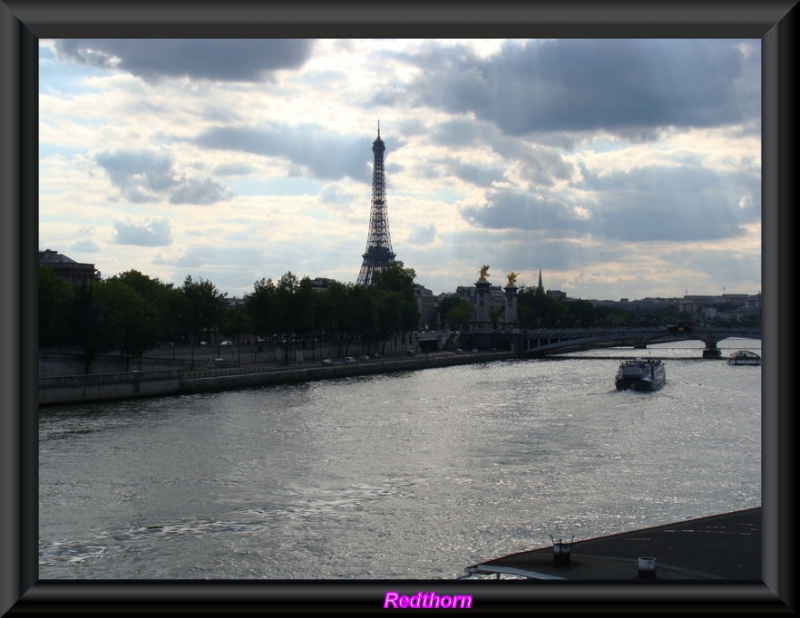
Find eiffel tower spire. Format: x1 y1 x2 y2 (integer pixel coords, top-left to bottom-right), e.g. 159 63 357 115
357 124 395 286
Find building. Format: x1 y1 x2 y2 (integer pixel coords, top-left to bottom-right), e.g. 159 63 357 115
39 249 100 284
414 284 437 329
311 277 335 293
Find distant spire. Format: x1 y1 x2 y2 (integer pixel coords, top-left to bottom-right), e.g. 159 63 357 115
537 269 544 292
378 119 380 138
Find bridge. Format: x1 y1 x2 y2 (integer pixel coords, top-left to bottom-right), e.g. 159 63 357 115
456 327 761 358
519 326 761 358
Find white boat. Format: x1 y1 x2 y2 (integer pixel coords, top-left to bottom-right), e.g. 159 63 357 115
727 350 761 366
615 358 666 391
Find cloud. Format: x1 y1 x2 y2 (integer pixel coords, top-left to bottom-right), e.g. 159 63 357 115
191 123 378 182
113 217 173 247
95 149 233 205
318 183 359 205
442 160 505 188
387 39 760 138
461 161 760 243
406 224 438 246
213 162 258 176
460 190 589 237
430 118 576 188
52 39 314 83
70 239 99 253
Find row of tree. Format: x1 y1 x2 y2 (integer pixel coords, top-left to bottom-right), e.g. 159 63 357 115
437 285 759 332
40 261 758 373
435 286 669 331
39 262 421 373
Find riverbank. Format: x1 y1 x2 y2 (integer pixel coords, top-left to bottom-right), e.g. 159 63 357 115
38 349 517 406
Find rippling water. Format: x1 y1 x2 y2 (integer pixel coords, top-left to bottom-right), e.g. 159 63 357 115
39 339 761 579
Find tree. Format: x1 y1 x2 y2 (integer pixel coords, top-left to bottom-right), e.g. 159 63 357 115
443 299 474 330
373 289 403 351
67 281 117 374
112 270 176 342
518 286 564 328
222 302 250 343
181 275 226 344
38 266 73 347
346 283 378 354
245 277 277 340
271 272 319 360
316 280 353 355
94 278 159 370
370 261 420 342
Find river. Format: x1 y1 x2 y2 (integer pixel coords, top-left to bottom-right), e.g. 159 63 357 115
38 338 761 579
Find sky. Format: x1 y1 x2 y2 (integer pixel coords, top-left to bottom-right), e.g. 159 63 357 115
38 38 762 301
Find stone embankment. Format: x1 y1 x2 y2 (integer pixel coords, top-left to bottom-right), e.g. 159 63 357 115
38 350 517 406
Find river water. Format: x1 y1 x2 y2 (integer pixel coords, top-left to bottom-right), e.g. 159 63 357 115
38 338 761 580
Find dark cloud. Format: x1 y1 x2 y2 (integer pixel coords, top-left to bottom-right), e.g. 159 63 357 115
578 163 760 241
430 118 575 188
113 218 173 247
461 190 589 236
386 39 760 138
169 177 232 205
461 162 760 243
213 162 258 176
191 124 384 183
53 39 314 83
95 149 233 205
445 160 505 188
70 239 99 253
318 183 359 205
406 224 437 246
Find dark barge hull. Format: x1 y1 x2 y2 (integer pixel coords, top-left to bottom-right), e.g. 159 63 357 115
615 378 663 391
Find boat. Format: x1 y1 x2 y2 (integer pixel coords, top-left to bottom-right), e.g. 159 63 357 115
615 358 666 391
727 350 761 366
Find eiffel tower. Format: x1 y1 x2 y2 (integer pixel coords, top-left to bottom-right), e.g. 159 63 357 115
357 122 396 286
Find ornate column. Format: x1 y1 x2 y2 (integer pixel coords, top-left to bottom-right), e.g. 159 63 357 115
470 265 493 332
503 274 519 328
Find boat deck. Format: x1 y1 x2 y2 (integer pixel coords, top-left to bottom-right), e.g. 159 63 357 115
463 507 761 580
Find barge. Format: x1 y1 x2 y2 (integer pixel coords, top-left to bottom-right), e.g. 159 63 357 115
615 358 666 391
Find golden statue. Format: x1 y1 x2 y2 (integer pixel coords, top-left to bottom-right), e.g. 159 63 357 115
478 265 490 281
506 272 518 287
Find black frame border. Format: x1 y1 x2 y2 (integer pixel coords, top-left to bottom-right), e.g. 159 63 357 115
1 1 795 614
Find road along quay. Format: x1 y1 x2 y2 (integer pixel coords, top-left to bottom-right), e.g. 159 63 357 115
38 350 516 406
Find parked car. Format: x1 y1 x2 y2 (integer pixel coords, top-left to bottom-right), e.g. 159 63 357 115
220 340 233 346
344 356 356 364
321 358 333 366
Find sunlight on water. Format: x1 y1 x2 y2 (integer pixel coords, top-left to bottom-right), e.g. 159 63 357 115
39 339 761 579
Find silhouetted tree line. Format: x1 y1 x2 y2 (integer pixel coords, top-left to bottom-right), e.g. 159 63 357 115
437 285 759 332
39 262 420 373
40 262 758 373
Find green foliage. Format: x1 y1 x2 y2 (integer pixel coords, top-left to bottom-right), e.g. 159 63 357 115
94 278 160 362
38 266 73 346
67 281 118 373
112 270 176 339
443 299 474 330
181 275 226 343
517 287 565 328
246 277 277 337
369 261 419 334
